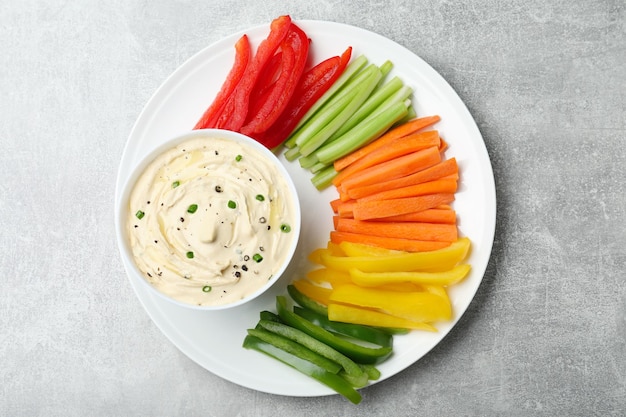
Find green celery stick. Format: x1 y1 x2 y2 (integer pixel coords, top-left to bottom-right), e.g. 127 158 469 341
298 67 382 157
311 165 339 190
378 60 393 78
298 153 319 169
289 80 361 150
363 84 413 122
287 61 377 150
309 161 330 174
284 146 301 162
396 105 417 125
328 76 404 141
290 55 369 133
314 100 410 165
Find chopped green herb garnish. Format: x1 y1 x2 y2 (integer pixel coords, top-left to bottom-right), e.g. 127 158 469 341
186 251 194 259
253 253 263 263
228 200 237 209
235 154 243 162
255 194 265 201
202 285 212 292
280 224 291 233
187 204 198 213
135 210 145 219
172 180 180 188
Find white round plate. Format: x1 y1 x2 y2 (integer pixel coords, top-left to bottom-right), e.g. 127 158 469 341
115 19 496 397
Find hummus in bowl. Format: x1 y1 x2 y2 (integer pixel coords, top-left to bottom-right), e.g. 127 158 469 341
116 129 301 310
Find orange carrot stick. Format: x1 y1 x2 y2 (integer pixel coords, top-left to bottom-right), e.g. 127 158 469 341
353 193 455 220
337 200 357 218
333 115 441 171
438 137 448 152
330 198 342 213
340 146 442 193
346 157 458 200
332 130 441 186
359 178 458 202
330 231 451 252
370 208 457 224
335 218 458 242
339 188 352 202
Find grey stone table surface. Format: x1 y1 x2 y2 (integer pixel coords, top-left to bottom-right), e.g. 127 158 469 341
1 1 624 416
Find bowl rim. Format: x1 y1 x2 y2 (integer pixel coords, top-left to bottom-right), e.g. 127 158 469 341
115 128 302 311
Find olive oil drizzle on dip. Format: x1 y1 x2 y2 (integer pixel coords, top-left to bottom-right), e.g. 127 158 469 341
127 136 297 307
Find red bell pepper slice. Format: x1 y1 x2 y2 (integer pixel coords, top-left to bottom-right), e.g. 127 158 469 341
216 15 292 131
253 46 352 149
247 50 284 115
240 23 310 136
193 34 250 130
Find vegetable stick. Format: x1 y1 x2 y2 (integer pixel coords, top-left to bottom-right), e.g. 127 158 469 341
346 158 458 200
348 264 471 287
313 100 410 165
338 188 352 202
337 200 357 218
319 236 471 272
333 115 441 171
339 146 441 193
311 165 339 190
292 279 332 306
330 284 452 322
307 248 326 264
306 268 352 286
328 76 404 141
338 241 405 257
370 208 457 224
298 66 383 156
217 16 293 131
330 198 343 213
334 218 458 242
286 55 369 144
258 47 352 149
352 193 455 221
438 137 448 152
359 178 458 202
332 130 441 186
194 34 251 130
330 231 451 252
328 303 437 331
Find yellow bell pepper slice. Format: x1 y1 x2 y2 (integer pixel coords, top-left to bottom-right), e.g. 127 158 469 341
348 264 471 287
319 237 471 273
339 241 404 257
292 279 332 306
330 284 452 322
306 268 352 287
328 303 437 332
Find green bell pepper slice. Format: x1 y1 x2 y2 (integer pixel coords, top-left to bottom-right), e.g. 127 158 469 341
276 296 392 364
257 319 369 388
288 284 393 347
293 306 393 348
246 328 341 374
243 334 362 404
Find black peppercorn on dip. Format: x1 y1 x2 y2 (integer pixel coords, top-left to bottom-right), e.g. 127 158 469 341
127 135 298 307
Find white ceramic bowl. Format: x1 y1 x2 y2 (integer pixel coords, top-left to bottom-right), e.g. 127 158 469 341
115 129 301 311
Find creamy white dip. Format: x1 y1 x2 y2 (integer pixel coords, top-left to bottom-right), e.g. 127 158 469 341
127 135 297 307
